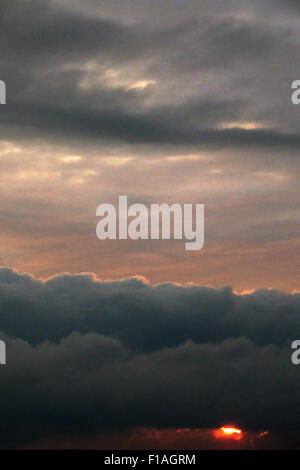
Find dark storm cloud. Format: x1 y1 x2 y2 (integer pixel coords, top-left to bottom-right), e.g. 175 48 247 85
1 0 300 149
7 98 300 149
0 268 299 350
1 0 148 63
0 269 299 447
1 4 274 69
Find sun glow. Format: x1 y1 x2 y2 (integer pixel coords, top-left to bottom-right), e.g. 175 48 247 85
221 427 242 435
214 426 243 440
219 121 267 130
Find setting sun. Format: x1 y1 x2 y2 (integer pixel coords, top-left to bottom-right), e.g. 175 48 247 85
214 426 243 440
221 427 242 435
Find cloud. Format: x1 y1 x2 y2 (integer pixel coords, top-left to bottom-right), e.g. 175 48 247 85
1 0 300 449
1 0 300 149
22 426 296 450
277 0 300 12
0 268 299 447
0 267 299 349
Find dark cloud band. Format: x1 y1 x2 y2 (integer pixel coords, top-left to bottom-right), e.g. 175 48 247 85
0 268 299 447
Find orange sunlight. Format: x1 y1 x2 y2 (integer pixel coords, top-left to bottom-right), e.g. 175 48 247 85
214 426 243 440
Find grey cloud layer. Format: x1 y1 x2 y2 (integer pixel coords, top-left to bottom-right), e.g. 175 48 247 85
1 0 300 149
0 268 299 447
0 268 299 350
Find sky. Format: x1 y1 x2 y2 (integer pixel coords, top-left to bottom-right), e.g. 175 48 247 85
0 0 300 449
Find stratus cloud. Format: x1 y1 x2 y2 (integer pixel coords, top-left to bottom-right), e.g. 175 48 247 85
1 0 300 149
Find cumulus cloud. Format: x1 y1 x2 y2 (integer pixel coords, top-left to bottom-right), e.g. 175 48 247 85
0 267 299 349
0 268 299 447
